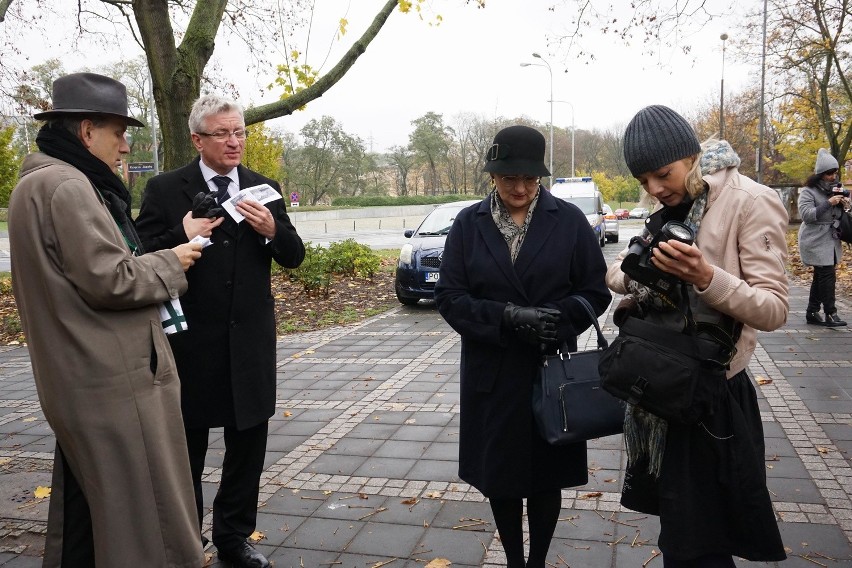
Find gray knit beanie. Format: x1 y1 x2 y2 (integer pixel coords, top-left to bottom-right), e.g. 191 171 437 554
623 105 701 177
814 148 839 175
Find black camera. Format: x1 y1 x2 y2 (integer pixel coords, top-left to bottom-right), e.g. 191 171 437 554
832 183 850 198
621 220 695 294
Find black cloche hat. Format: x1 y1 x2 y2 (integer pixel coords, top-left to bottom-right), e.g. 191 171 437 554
483 125 550 177
33 72 146 127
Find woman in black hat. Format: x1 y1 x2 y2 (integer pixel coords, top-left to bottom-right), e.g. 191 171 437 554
435 125 611 567
607 105 788 566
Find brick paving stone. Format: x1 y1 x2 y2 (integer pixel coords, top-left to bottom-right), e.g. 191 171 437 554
2 283 852 565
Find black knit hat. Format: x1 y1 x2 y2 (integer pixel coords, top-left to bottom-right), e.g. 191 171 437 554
483 125 550 177
623 105 700 177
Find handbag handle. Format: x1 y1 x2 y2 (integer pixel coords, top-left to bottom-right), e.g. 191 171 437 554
570 296 608 351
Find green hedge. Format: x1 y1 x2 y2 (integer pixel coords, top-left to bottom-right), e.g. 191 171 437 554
331 194 483 207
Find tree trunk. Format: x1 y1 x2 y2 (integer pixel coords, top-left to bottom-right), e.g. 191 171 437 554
134 0 226 170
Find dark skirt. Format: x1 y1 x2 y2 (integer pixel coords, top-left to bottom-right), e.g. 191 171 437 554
621 371 786 562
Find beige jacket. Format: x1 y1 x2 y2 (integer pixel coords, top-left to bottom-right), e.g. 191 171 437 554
9 153 202 567
606 166 789 377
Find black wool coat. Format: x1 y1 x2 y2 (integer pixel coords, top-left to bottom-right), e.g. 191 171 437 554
136 158 305 430
435 189 611 498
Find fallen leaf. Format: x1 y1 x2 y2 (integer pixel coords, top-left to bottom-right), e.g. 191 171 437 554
22 417 36 422
304 349 315 354
817 446 831 454
756 377 773 386
401 498 419 505
425 559 452 568
291 353 302 359
34 486 51 499
248 531 264 542
579 492 603 499
604 478 617 483
282 411 292 417
425 491 444 499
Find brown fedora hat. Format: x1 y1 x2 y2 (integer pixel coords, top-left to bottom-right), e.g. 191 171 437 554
33 72 145 127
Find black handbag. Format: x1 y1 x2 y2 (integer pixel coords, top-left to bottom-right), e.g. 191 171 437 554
532 296 625 445
839 209 852 244
598 290 737 424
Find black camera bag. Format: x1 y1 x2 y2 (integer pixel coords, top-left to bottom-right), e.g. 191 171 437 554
838 209 852 244
598 288 737 424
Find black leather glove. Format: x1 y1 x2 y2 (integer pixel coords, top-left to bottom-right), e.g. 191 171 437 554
502 303 561 346
191 191 224 219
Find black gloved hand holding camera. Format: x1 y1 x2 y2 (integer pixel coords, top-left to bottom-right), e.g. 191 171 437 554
502 303 561 346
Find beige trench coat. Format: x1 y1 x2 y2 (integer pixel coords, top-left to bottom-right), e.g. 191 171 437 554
9 153 203 567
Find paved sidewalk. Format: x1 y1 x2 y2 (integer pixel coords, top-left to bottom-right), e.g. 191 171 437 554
1 281 852 567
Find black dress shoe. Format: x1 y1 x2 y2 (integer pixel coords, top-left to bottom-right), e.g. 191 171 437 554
217 542 270 568
806 311 826 325
825 312 847 327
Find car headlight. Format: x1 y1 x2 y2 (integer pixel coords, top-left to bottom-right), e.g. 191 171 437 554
400 244 413 265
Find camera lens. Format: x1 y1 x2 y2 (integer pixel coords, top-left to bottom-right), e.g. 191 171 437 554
659 221 695 245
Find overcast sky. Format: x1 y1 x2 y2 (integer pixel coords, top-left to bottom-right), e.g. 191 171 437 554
4 0 757 153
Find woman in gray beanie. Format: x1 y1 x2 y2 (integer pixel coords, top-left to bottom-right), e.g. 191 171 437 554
797 148 849 326
606 105 788 566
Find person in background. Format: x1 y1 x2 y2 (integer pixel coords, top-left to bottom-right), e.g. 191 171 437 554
435 125 611 568
607 105 788 567
8 72 204 567
136 95 305 568
797 148 849 327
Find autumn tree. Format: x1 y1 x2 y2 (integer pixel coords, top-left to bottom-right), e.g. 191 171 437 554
288 115 368 205
740 0 852 166
243 123 286 183
409 112 452 194
1 1 488 170
387 145 416 196
0 126 21 207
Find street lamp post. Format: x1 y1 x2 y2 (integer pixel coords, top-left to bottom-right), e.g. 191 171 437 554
551 100 575 177
757 0 768 183
720 33 728 140
520 54 554 185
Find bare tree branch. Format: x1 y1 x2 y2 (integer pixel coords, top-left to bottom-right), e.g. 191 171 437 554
0 0 14 22
245 0 398 124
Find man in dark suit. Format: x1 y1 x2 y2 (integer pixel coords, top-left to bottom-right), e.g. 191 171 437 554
136 95 305 568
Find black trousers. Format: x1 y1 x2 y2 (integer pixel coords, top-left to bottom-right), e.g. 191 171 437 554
807 264 837 314
45 445 96 566
185 421 268 552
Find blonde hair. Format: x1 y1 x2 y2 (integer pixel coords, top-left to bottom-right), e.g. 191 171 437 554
638 152 704 207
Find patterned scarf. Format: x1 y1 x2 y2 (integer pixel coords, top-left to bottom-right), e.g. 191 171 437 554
489 187 540 263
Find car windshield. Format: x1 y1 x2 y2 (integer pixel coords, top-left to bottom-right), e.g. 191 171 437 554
564 197 597 215
416 206 465 236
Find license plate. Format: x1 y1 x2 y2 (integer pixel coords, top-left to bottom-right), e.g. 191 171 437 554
424 272 439 283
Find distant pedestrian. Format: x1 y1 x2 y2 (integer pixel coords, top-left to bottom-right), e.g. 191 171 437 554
435 125 611 568
608 105 788 566
8 72 203 567
798 148 849 327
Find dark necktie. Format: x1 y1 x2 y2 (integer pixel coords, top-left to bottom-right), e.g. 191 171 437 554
211 176 231 205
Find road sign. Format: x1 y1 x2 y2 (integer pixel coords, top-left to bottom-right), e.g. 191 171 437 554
128 162 155 172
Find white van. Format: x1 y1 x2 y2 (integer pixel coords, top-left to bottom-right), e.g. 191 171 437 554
549 177 606 247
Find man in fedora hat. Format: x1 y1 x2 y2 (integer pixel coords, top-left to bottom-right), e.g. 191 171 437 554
8 72 206 567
